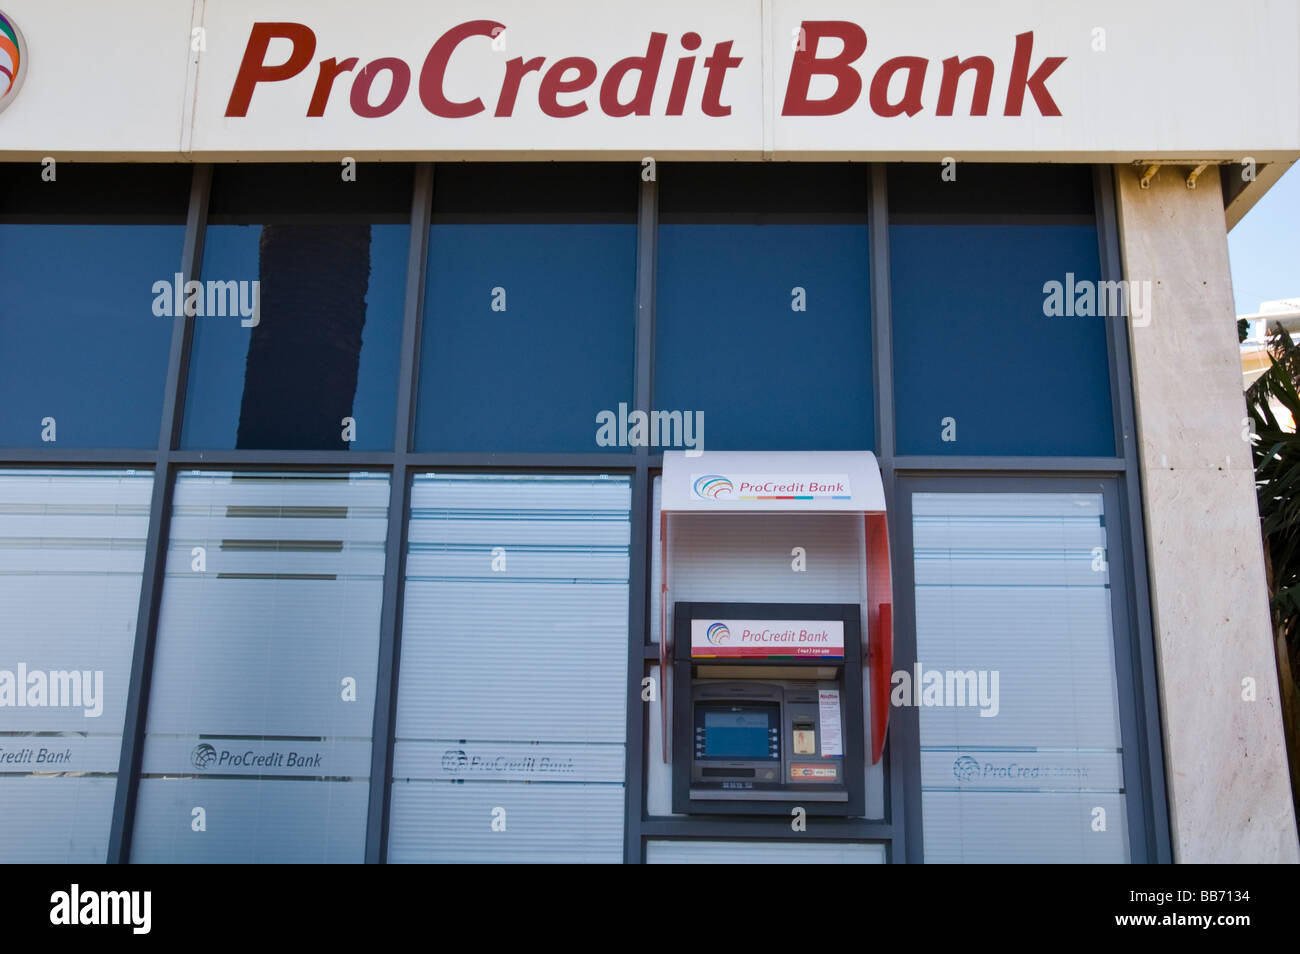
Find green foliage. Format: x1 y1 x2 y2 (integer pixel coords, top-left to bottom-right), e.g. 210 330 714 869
1246 326 1300 658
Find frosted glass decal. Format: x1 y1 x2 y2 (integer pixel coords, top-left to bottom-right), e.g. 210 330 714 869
913 491 1129 863
131 471 388 863
0 469 152 862
389 474 630 863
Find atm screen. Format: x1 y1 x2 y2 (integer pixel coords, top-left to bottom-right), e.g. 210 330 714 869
697 704 780 760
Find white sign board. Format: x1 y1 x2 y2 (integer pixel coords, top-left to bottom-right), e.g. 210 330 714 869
0 0 1296 161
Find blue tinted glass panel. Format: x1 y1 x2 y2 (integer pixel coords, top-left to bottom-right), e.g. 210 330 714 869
415 224 636 451
655 223 872 450
891 225 1114 456
181 224 407 450
0 225 182 447
131 471 388 862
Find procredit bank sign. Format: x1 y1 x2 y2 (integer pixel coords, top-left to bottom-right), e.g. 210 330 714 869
0 0 1297 160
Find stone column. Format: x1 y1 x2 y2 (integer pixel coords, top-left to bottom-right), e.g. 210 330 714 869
1115 163 1299 862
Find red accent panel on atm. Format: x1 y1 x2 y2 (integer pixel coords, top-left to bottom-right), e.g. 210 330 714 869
865 512 892 764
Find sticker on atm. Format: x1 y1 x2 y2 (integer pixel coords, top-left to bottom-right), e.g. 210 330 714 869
790 763 839 781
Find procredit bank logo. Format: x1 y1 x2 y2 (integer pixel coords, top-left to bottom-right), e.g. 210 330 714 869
691 473 852 501
705 622 731 645
0 10 26 113
189 742 322 771
223 20 1067 120
693 475 734 499
191 743 218 770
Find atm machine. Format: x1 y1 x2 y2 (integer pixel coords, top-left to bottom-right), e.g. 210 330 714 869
672 602 865 815
659 451 892 818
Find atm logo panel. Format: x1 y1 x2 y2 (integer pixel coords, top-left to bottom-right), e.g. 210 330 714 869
690 618 845 658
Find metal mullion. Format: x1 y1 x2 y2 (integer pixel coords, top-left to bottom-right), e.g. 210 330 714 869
868 163 908 864
1094 165 1171 863
108 163 211 864
625 168 657 864
0 450 157 465
364 162 433 864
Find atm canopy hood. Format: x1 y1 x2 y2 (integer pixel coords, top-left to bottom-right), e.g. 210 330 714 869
661 450 886 514
659 450 893 764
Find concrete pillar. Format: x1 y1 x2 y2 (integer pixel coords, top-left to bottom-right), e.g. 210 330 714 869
1115 163 1299 862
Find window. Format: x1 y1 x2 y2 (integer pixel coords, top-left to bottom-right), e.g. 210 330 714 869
645 841 886 863
181 164 411 450
414 164 637 452
388 473 629 861
889 165 1114 456
0 469 152 862
0 165 189 448
910 489 1129 862
655 164 872 450
131 471 389 862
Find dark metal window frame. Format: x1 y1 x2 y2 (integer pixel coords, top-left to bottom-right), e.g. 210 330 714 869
0 161 1169 864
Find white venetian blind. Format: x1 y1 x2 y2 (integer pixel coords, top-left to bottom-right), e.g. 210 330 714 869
913 491 1129 863
646 840 886 863
0 469 152 863
388 473 630 863
131 471 389 863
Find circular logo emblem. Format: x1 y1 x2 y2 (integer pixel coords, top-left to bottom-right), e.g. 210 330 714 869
706 622 731 645
693 475 734 499
191 743 218 771
441 749 467 774
953 755 981 782
0 11 27 114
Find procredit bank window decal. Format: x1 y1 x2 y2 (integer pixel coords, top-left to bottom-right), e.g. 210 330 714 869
131 472 389 863
911 491 1128 862
0 469 152 863
389 474 629 862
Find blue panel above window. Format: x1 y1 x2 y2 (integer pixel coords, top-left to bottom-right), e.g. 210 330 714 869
414 164 637 453
181 164 412 451
891 223 1115 457
654 164 873 452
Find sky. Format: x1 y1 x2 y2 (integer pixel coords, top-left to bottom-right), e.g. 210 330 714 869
1228 161 1300 317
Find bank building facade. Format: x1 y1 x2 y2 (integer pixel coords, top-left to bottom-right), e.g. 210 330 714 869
0 0 1297 864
